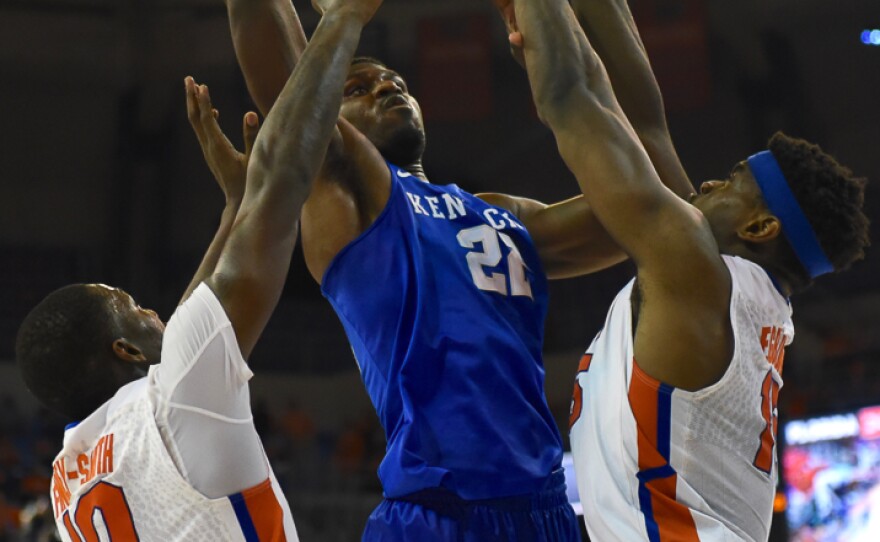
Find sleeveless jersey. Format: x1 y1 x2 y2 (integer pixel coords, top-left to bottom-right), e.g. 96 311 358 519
322 163 562 500
50 286 297 542
569 255 792 542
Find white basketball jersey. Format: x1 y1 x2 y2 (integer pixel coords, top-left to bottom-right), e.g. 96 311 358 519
49 285 298 541
569 255 792 542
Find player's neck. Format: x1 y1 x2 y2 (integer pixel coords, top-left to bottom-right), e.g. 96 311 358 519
401 161 428 181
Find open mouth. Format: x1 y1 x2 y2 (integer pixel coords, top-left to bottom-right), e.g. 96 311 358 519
383 95 411 110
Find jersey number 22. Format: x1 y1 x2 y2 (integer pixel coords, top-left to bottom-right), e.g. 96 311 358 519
457 224 533 299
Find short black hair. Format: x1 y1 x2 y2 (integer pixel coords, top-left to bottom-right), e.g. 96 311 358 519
769 132 870 286
351 56 387 69
16 284 117 420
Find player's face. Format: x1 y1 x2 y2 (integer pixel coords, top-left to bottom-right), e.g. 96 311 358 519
91 284 165 363
340 63 426 165
690 161 771 244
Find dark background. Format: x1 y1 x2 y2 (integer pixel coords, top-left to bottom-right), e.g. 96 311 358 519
0 0 878 540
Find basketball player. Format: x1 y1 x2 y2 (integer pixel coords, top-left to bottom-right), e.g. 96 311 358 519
14 1 382 538
507 0 870 540
205 0 714 539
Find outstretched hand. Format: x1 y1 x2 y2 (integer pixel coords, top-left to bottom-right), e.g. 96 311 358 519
492 0 525 67
311 0 384 24
185 76 259 203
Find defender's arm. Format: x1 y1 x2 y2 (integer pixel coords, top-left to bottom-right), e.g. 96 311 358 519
488 0 693 278
205 3 381 359
179 80 260 305
517 0 731 389
570 0 693 200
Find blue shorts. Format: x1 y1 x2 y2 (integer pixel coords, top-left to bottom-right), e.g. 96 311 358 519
362 470 581 542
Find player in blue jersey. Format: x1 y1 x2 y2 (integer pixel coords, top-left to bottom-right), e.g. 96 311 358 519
195 1 692 540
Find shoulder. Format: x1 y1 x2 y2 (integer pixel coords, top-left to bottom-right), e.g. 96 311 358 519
156 283 248 384
722 255 793 334
166 283 231 343
475 193 547 220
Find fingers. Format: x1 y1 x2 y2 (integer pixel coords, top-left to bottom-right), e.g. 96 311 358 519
242 112 260 157
192 81 235 148
185 76 238 159
510 31 524 48
195 82 215 125
185 76 206 143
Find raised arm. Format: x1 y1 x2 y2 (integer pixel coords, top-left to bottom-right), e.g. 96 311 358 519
484 0 693 279
180 79 260 305
204 0 383 359
513 0 705 271
570 0 692 200
517 0 731 388
225 0 307 116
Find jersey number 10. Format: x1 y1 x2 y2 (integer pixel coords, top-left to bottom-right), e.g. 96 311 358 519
457 225 533 299
62 482 139 541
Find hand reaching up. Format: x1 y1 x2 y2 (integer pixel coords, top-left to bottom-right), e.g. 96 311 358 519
185 76 260 204
492 0 525 67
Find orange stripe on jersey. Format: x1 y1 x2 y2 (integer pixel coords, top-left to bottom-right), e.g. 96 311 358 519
629 360 700 542
232 479 286 542
569 354 594 430
569 380 584 430
577 353 594 374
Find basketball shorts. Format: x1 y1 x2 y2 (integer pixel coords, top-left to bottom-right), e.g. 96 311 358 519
361 469 581 541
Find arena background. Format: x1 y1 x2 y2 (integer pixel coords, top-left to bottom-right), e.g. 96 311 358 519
0 0 878 540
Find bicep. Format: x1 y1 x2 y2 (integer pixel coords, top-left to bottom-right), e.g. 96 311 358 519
523 196 627 278
158 327 268 497
477 193 627 279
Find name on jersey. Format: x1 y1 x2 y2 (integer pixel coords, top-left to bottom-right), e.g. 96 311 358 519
760 326 786 373
51 433 116 517
405 191 525 231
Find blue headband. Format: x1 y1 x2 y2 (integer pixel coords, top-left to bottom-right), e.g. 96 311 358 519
747 151 833 278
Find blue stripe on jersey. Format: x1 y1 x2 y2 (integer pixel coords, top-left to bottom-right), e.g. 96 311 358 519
637 383 676 542
657 383 674 462
228 493 259 542
638 477 661 542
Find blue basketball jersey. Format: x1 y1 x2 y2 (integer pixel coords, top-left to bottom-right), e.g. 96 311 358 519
322 164 563 500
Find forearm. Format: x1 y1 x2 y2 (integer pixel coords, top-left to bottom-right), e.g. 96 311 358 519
515 0 599 126
180 200 241 305
225 0 307 116
249 11 366 197
518 0 679 265
571 0 662 133
572 0 694 199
